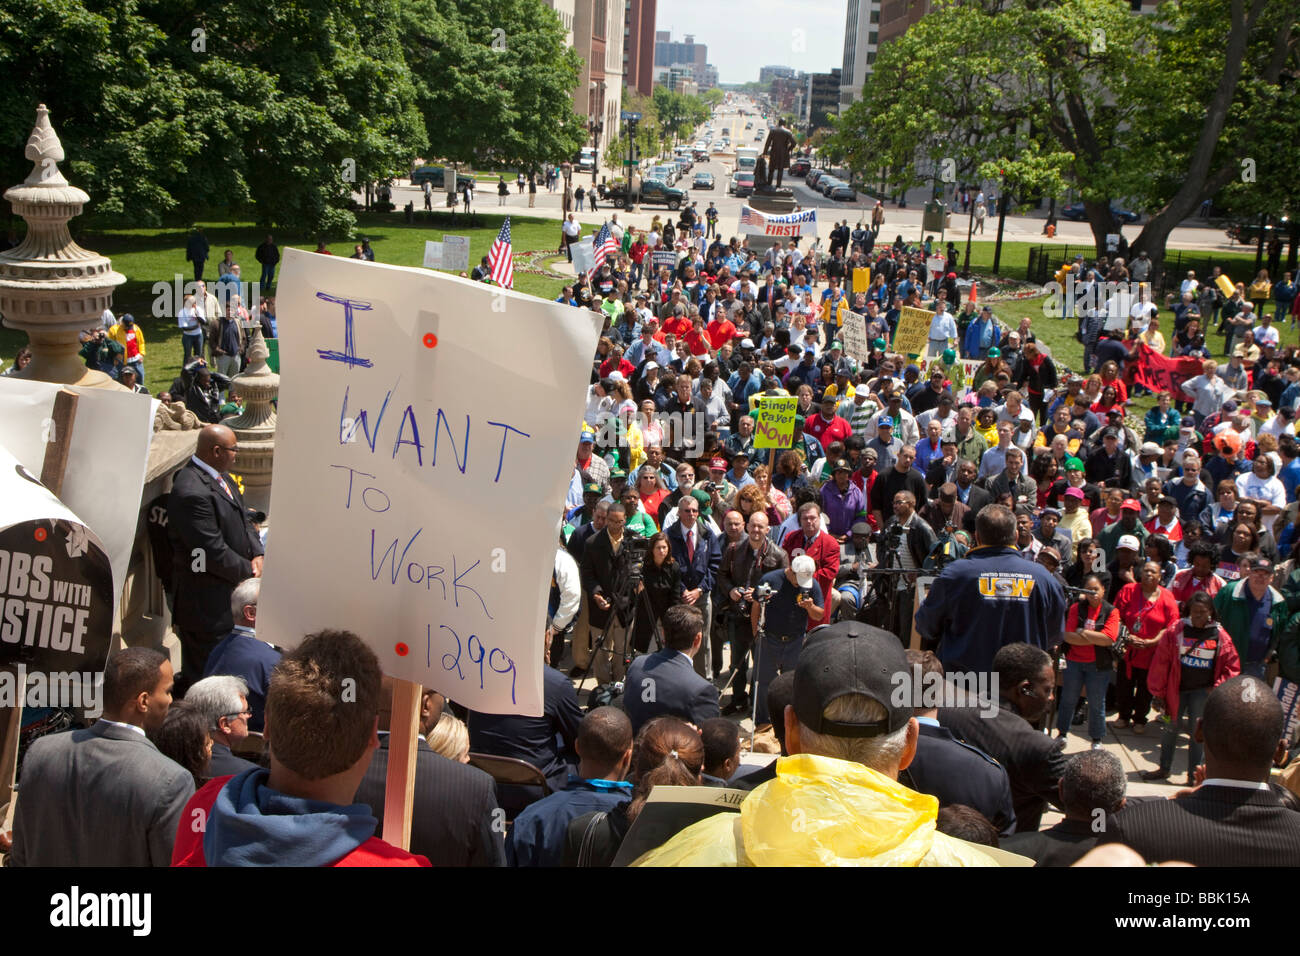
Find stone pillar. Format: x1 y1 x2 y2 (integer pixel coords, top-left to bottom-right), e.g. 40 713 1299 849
225 323 279 516
0 105 126 388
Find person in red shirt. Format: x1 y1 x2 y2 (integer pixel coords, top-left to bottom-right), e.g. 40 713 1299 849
683 316 711 359
661 309 692 339
706 313 738 351
1168 539 1226 609
780 501 841 609
636 467 671 520
805 394 852 449
1088 487 1126 538
1056 575 1121 746
598 344 634 379
172 630 430 867
1113 561 1180 733
1143 495 1183 542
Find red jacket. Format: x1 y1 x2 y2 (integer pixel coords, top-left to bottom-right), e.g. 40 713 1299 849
781 528 841 607
1113 582 1180 672
171 776 431 868
1146 619 1241 721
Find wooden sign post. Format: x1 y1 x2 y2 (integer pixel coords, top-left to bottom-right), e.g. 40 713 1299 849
380 678 422 851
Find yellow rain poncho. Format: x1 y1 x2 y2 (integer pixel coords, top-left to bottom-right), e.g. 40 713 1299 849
633 753 1023 867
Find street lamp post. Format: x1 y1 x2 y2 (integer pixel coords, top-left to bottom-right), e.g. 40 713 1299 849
590 118 603 186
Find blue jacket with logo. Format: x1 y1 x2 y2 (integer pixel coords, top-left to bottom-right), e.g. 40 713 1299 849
913 546 1067 674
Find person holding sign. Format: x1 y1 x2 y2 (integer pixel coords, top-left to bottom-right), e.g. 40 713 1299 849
168 424 266 691
172 632 430 866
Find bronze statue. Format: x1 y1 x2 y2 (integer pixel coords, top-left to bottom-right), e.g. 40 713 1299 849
760 119 796 187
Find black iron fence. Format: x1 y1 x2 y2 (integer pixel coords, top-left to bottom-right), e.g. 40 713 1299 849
1025 245 1263 300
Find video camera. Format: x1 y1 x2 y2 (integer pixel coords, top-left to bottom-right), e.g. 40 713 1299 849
622 534 652 588
870 524 904 551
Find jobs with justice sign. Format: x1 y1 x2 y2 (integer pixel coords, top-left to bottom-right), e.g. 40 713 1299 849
260 249 601 715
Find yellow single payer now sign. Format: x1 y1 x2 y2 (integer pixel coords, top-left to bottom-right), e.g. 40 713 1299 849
755 395 798 448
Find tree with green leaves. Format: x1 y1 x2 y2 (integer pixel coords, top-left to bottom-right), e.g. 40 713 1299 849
831 0 1298 279
398 0 587 176
0 0 426 237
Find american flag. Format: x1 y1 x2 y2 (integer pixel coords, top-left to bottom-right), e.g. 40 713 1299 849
593 222 619 271
739 206 761 227
488 217 514 288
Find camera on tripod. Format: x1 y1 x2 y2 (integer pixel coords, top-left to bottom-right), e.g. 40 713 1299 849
623 534 652 588
736 580 775 617
870 524 904 551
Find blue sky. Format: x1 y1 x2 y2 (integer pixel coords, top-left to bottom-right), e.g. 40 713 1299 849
652 0 847 84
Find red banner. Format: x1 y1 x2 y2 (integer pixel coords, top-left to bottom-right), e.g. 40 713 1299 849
1132 343 1204 396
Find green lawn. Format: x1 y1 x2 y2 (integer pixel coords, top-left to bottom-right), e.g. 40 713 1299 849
0 211 1285 396
0 211 573 389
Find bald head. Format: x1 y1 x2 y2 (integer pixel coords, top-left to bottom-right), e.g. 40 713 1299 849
1199 676 1287 779
196 424 237 470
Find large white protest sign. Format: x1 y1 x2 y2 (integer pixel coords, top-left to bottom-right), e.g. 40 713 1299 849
0 379 154 605
738 205 818 238
571 237 595 275
442 235 471 272
838 310 871 367
259 248 601 715
0 446 114 676
422 241 444 269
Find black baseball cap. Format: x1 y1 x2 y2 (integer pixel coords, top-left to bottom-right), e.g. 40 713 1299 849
792 621 913 738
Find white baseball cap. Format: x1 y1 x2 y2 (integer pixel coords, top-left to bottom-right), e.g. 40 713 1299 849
791 555 817 589
1117 535 1141 552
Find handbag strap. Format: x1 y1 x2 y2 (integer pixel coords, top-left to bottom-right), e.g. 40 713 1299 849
577 811 608 867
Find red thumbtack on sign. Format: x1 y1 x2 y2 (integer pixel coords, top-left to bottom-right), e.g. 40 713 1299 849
423 333 438 349
394 642 409 657
34 527 47 542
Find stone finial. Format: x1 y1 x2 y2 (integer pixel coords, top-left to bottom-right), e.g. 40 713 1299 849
23 104 69 188
0 104 126 387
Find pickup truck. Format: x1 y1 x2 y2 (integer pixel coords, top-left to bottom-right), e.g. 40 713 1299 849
601 178 688 210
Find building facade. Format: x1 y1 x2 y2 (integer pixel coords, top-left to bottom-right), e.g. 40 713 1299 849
623 0 656 97
840 0 881 110
556 0 625 158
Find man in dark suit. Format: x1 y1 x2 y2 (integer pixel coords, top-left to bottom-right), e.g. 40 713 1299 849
468 662 584 817
357 683 504 866
624 605 722 735
952 458 991 520
168 424 264 691
203 577 279 732
718 511 789 713
10 648 194 866
938 642 1068 833
1002 749 1127 866
1100 676 1300 865
900 650 1016 836
666 492 723 678
185 674 259 778
564 500 608 677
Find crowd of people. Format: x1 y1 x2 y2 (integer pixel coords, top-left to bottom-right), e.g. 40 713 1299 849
4 211 1300 870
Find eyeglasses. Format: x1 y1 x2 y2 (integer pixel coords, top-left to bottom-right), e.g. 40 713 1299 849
221 710 252 722
218 444 239 453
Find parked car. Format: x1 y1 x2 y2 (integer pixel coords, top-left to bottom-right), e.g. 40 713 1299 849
604 178 688 210
411 165 445 188
1225 220 1288 244
828 183 858 202
819 177 845 197
651 165 678 186
729 172 755 197
1060 202 1140 224
693 171 715 189
806 169 831 188
789 158 812 176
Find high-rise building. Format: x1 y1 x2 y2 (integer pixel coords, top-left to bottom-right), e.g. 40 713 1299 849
654 31 708 76
545 0 624 164
804 68 841 129
840 0 880 110
759 65 796 84
877 0 933 47
623 0 656 97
